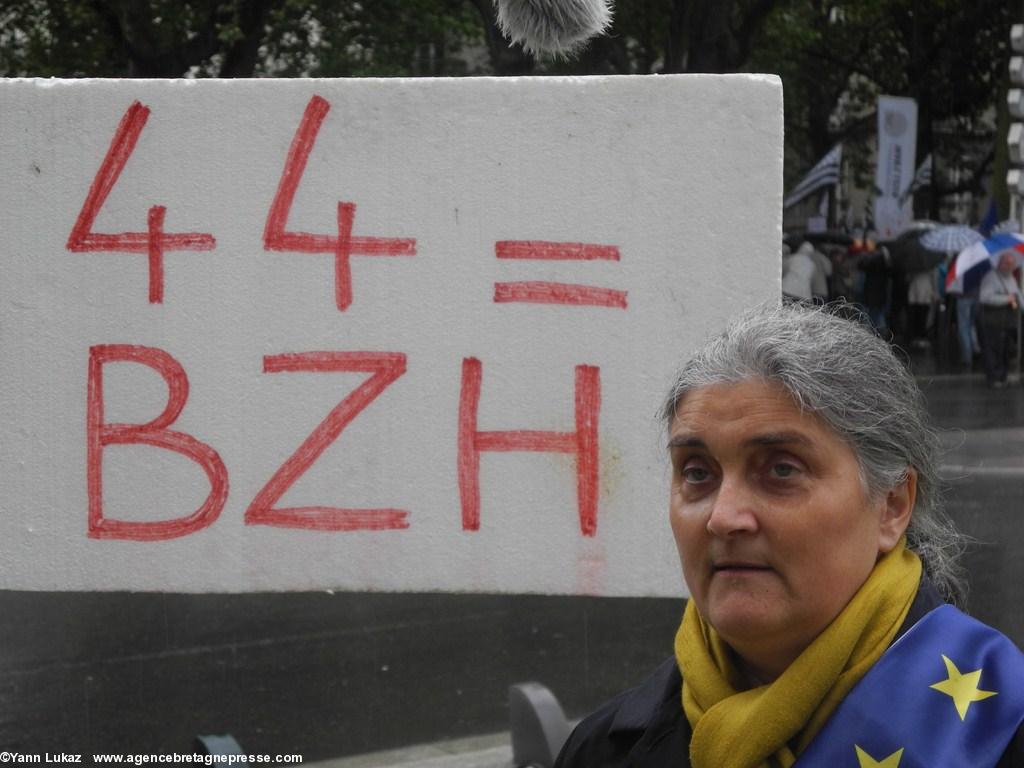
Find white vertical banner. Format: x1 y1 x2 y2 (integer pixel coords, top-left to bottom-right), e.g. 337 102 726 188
874 96 918 238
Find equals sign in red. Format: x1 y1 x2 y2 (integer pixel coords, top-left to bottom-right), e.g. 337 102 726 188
492 240 627 309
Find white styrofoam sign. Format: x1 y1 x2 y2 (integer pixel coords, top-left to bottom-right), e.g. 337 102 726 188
0 76 782 595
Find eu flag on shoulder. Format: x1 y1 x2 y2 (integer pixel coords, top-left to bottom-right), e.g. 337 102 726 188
795 605 1024 767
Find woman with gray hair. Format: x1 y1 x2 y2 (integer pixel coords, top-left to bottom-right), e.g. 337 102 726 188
556 301 1024 768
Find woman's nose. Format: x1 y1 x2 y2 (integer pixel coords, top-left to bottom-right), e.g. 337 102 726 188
705 476 759 537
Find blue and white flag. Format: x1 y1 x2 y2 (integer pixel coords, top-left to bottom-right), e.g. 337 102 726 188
784 145 843 209
899 154 932 204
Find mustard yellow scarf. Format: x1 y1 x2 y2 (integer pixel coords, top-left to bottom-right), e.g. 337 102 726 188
675 541 922 768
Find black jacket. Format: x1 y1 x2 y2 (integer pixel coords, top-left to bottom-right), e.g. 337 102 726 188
555 581 1024 767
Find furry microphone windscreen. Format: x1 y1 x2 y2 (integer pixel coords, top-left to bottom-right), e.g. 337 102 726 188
495 0 613 56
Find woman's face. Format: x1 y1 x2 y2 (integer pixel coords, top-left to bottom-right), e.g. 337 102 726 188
668 379 910 677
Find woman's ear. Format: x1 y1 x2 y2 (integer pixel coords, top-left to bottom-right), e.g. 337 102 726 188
878 468 916 552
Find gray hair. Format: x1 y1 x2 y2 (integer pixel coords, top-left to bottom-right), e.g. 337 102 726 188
660 301 967 606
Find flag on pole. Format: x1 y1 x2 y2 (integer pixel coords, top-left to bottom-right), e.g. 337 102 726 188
784 145 843 209
863 196 875 232
979 199 999 236
899 154 932 204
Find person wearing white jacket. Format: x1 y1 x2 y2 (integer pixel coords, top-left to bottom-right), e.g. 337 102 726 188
782 242 815 302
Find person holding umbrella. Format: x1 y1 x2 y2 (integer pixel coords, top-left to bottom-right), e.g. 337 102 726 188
979 251 1024 388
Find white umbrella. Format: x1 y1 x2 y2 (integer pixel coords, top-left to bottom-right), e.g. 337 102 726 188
919 225 984 253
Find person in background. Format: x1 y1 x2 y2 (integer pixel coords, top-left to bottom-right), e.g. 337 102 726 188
781 241 815 303
907 265 938 349
826 245 856 302
808 244 833 304
948 280 982 373
979 252 1024 388
857 244 890 334
555 302 1024 768
933 254 958 372
888 255 910 348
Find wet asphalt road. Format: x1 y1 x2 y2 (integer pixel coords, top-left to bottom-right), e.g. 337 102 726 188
0 373 1021 759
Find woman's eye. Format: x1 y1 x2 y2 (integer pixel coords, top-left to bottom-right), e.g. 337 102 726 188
769 462 800 479
682 466 712 483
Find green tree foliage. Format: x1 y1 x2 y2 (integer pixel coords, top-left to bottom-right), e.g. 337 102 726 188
0 0 782 78
536 0 779 76
750 0 1013 214
0 0 278 76
0 0 490 77
259 0 488 77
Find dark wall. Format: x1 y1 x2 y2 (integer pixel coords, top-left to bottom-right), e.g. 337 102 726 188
0 590 682 759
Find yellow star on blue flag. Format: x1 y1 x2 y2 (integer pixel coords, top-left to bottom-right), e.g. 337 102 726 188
792 606 1024 767
929 654 997 720
855 745 903 767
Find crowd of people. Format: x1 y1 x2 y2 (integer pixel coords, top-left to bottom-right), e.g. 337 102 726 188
782 234 1024 388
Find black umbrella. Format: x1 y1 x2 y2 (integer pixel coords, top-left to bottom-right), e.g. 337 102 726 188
879 229 947 273
784 230 854 251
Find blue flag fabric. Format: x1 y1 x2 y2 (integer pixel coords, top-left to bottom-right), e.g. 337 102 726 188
796 605 1024 767
980 200 1000 237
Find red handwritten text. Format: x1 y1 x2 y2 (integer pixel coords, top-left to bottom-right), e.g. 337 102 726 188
87 345 228 540
245 352 410 531
264 95 416 311
492 239 625 309
457 357 601 536
67 102 216 303
493 281 628 308
495 241 620 261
